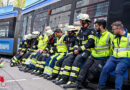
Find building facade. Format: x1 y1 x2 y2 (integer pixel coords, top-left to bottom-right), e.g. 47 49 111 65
21 0 130 36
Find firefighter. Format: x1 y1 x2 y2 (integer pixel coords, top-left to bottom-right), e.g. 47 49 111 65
65 19 113 89
43 29 67 79
47 25 78 81
55 13 96 85
19 33 39 71
10 35 28 67
98 21 130 90
31 29 56 75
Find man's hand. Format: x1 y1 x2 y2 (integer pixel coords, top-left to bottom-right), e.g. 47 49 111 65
74 50 79 55
46 53 50 57
40 49 44 53
20 52 24 55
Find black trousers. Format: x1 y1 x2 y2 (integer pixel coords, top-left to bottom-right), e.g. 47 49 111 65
77 57 106 83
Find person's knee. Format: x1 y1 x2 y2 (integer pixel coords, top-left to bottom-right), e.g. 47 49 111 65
102 65 110 73
115 68 126 75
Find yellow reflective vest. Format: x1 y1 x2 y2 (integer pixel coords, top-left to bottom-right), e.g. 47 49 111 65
112 33 130 57
92 31 113 57
37 34 48 50
56 35 67 53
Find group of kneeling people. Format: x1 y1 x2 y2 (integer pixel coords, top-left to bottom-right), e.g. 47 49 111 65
11 13 130 90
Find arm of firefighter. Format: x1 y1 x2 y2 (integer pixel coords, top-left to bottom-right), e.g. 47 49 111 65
74 37 79 50
78 35 95 52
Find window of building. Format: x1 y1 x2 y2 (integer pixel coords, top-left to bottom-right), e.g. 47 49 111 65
33 12 48 32
76 0 89 8
94 2 109 17
51 4 71 14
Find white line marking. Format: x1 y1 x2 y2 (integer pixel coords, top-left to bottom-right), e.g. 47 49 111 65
6 79 26 83
5 78 42 83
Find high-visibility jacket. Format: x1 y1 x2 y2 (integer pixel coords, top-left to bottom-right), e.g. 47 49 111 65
56 35 67 53
92 31 113 57
112 32 130 57
37 34 48 50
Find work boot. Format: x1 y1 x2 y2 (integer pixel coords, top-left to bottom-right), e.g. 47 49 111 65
28 69 34 73
43 74 49 79
63 81 75 88
31 70 37 74
23 67 31 72
19 66 26 71
47 76 56 80
55 79 68 85
72 81 87 89
52 78 60 83
35 70 43 76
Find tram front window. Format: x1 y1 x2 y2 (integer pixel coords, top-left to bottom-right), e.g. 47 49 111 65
0 22 9 38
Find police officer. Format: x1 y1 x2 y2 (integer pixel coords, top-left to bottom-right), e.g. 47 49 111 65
47 25 78 80
66 19 113 89
56 13 96 85
98 21 130 90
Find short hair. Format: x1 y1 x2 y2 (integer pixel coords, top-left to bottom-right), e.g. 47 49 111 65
111 21 124 28
95 19 106 29
55 28 62 33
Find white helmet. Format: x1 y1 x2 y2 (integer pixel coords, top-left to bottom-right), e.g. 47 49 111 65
46 29 54 36
23 35 28 40
32 31 40 38
32 31 40 35
77 13 90 21
64 25 77 31
26 34 32 40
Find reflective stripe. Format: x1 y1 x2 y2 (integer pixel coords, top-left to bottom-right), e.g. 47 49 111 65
114 35 130 53
106 33 111 44
88 35 94 39
94 33 111 52
53 70 59 74
44 67 53 75
62 71 70 76
64 66 71 70
95 44 110 48
54 66 60 70
127 35 130 48
82 40 88 44
74 45 78 48
70 72 77 77
38 65 44 69
57 44 66 46
59 71 63 75
41 61 46 64
114 47 130 52
96 48 109 52
72 66 80 72
81 46 85 50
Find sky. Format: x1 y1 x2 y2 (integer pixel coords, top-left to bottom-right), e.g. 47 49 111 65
25 0 39 7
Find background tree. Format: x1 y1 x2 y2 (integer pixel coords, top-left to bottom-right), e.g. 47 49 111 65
14 0 26 8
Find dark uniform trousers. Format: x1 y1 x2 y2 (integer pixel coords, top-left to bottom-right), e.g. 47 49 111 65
77 57 106 84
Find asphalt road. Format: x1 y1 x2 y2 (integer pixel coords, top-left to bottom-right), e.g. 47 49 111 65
0 58 116 90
